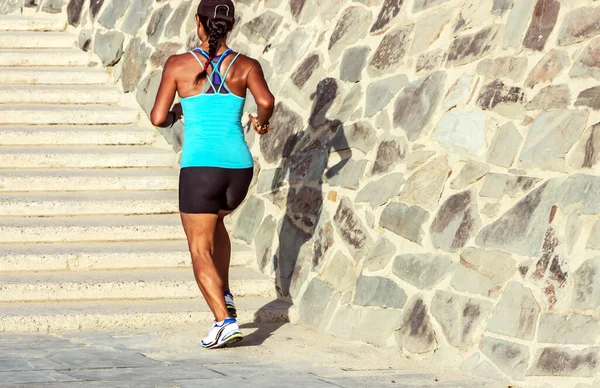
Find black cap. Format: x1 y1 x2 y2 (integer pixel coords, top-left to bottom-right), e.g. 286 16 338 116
197 0 235 23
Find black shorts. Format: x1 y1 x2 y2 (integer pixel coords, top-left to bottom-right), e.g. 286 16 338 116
179 167 254 214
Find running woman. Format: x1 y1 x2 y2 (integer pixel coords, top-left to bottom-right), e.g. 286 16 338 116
150 0 275 349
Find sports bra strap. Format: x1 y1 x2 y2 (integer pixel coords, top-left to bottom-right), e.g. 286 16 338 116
189 50 203 66
217 53 241 93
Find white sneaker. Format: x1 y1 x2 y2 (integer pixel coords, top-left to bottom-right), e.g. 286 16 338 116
201 318 243 349
225 291 237 318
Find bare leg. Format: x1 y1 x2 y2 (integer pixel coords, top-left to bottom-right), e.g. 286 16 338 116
181 212 229 322
214 211 232 292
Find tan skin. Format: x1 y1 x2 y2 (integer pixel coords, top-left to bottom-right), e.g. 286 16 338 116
150 16 275 323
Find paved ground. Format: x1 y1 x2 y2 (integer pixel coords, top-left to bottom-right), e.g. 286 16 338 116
0 322 507 387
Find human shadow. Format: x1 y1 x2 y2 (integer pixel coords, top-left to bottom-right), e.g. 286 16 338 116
235 78 351 347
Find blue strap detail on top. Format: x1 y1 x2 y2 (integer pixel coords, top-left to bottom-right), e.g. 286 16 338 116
191 48 240 95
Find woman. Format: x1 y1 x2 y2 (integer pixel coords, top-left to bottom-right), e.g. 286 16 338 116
150 0 275 349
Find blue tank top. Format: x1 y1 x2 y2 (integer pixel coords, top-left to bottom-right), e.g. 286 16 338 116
180 48 253 169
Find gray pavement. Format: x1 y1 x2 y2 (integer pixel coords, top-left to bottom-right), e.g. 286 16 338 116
0 322 506 387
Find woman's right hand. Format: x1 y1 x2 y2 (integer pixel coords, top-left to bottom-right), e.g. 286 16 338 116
249 114 270 135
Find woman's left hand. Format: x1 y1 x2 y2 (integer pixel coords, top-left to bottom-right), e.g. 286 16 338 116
172 103 183 121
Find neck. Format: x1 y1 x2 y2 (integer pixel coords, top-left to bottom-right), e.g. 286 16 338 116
200 41 229 55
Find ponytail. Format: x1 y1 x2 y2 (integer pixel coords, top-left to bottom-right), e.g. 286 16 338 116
195 16 232 84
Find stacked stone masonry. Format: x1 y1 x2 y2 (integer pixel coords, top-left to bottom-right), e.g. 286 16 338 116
6 0 600 386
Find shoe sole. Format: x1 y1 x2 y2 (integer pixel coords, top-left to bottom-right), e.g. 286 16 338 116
203 332 243 349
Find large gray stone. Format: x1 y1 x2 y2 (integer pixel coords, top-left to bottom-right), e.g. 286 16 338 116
42 0 63 13
432 108 487 155
392 253 451 289
340 46 369 83
136 70 161 116
477 80 524 111
371 0 403 34
147 4 172 46
78 29 92 52
365 75 409 118
334 197 372 259
415 49 446 74
380 203 429 245
557 6 600 46
479 173 542 199
410 7 451 54
538 313 600 345
572 257 600 310
259 103 303 164
354 276 407 309
320 250 356 293
121 37 152 93
525 49 569 88
450 160 489 190
369 24 414 75
452 0 494 35
90 0 104 19
287 186 323 230
98 0 130 29
150 42 181 67
331 122 377 154
0 0 20 14
121 0 152 35
164 1 192 38
274 27 317 74
413 0 451 12
430 190 481 252
399 157 451 211
476 56 528 82
480 336 530 380
93 30 125 67
526 84 571 111
256 168 283 194
232 196 265 244
522 0 560 51
486 282 540 340
476 180 561 256
393 71 446 141
431 291 493 349
276 215 312 297
356 173 405 207
292 53 321 89
352 308 403 347
299 278 334 328
503 0 535 49
527 347 600 377
492 0 513 15
443 74 474 109
334 84 362 122
556 174 600 216
328 6 372 58
571 38 600 81
575 86 600 110
363 236 396 271
255 215 277 273
569 123 600 169
67 0 85 26
396 296 437 354
517 110 589 172
327 159 367 190
487 122 522 168
312 211 335 270
371 134 408 175
447 25 501 66
451 247 516 299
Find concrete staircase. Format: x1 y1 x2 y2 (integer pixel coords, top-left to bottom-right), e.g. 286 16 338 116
0 15 286 333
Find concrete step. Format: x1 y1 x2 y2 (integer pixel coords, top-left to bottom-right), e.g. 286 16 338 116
0 32 75 49
0 67 110 85
0 125 157 146
0 15 67 32
0 146 175 169
0 191 178 216
0 105 138 125
0 85 121 104
0 267 274 303
0 241 253 272
0 49 89 66
0 297 290 333
0 214 184 244
0 168 179 192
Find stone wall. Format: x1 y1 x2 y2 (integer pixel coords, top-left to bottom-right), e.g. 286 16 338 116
6 0 600 386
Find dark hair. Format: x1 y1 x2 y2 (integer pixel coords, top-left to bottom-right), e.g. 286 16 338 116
195 15 233 84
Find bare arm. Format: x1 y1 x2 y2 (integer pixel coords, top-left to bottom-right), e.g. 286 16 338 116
150 56 180 127
246 60 275 128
